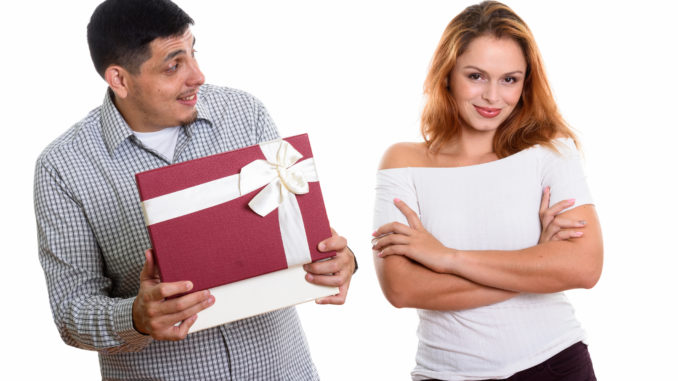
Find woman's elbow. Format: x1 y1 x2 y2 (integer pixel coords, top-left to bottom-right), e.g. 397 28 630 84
577 248 604 289
578 265 602 289
382 286 410 309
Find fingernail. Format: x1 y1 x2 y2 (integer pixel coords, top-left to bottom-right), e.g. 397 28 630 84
185 282 193 291
394 198 401 203
372 230 378 237
377 251 383 257
306 273 314 281
573 232 584 237
543 186 550 193
318 242 326 251
567 199 576 204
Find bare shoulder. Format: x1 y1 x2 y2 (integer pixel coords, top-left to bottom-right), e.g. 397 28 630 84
379 142 430 170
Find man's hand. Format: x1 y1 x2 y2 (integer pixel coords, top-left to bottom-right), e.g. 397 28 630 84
303 228 355 305
132 249 215 341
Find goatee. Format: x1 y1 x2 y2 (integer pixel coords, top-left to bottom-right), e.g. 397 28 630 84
181 110 198 127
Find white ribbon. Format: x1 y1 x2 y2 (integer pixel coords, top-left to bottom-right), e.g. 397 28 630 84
141 139 320 267
239 140 318 217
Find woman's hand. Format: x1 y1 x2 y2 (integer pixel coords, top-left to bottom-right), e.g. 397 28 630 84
372 198 454 273
539 186 587 243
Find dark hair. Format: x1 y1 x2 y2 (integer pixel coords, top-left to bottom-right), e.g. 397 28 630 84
87 0 194 78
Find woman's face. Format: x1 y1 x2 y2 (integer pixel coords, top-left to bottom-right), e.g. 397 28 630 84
450 35 527 135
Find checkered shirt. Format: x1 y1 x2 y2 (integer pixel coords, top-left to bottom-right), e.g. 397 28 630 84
34 84 319 380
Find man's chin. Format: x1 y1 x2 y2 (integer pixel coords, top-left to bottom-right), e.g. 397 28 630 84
180 110 199 127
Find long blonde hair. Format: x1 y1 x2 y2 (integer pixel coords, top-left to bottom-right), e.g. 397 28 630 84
421 1 577 156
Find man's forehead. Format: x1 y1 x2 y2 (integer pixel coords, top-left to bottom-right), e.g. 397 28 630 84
151 28 195 55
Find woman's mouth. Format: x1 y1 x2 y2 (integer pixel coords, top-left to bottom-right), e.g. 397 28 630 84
474 105 501 118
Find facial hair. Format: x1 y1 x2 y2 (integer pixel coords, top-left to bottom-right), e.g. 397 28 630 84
181 109 198 127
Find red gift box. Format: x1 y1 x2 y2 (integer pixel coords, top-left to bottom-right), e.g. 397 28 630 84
135 133 337 331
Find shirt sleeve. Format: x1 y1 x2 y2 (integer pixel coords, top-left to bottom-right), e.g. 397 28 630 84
34 159 152 353
373 168 420 231
253 97 281 143
540 138 594 211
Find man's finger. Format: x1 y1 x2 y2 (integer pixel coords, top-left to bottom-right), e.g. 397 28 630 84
304 257 341 275
305 272 345 288
140 249 157 282
315 284 348 305
157 289 213 315
150 280 194 301
173 314 199 340
317 234 347 252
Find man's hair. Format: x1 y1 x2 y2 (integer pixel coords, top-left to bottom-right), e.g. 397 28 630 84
87 0 194 78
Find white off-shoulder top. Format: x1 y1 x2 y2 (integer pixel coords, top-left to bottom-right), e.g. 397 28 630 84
373 138 593 380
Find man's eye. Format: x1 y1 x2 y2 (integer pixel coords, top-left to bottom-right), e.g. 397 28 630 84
167 64 179 73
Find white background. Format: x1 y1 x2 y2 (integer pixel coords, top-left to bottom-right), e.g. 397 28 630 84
2 0 677 379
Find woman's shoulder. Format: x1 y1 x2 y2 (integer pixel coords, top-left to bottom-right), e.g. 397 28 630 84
379 142 430 170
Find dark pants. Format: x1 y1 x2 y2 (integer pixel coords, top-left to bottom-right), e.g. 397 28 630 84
426 341 597 381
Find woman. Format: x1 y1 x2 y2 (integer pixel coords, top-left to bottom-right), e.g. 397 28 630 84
372 1 603 380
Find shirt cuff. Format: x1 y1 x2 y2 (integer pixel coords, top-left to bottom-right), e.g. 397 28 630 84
113 297 153 351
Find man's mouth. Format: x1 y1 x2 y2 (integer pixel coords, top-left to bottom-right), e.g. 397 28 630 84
177 92 198 106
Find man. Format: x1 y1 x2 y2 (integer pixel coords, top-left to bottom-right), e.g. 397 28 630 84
34 0 355 379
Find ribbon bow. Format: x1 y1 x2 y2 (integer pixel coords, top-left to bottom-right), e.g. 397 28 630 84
239 140 318 217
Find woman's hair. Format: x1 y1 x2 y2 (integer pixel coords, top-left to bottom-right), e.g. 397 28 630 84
421 1 577 156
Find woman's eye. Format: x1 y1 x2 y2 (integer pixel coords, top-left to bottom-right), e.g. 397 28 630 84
469 73 482 80
503 76 517 84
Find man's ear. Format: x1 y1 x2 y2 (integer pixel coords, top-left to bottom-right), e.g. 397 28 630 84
105 65 129 99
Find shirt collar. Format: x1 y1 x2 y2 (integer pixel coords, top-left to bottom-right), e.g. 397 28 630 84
100 86 215 156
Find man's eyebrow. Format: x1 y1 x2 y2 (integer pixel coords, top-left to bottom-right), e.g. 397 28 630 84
164 49 186 62
163 37 196 62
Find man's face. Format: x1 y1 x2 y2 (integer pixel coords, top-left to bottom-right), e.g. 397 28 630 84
121 28 205 132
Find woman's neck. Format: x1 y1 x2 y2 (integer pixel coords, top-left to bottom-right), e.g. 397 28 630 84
437 128 497 166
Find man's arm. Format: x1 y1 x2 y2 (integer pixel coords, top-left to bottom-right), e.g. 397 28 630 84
36 160 214 351
35 160 151 353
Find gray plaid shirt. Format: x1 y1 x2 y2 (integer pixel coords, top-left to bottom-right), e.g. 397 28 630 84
34 84 319 380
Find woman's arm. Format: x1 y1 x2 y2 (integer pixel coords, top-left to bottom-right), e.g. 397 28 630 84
373 144 590 309
373 143 516 310
375 200 603 294
374 252 517 310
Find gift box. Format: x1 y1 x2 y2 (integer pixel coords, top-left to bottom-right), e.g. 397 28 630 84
135 133 338 332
